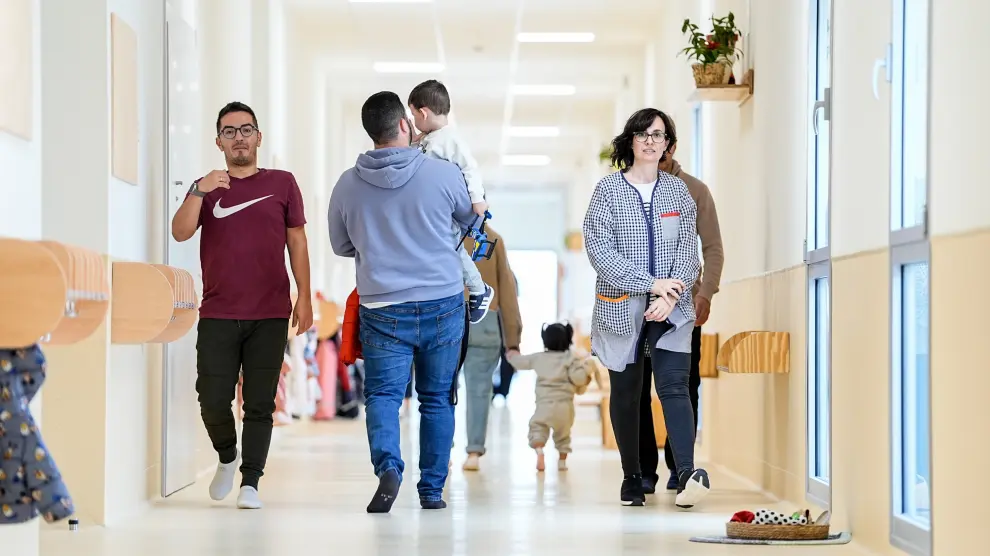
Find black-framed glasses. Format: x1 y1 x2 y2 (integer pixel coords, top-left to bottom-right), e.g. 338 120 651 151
633 130 668 143
218 124 258 140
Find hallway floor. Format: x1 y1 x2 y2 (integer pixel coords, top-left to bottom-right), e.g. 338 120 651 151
41 374 858 555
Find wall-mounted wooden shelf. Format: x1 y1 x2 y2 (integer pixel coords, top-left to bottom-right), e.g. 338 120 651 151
0 238 110 347
148 265 199 343
716 331 790 374
315 299 341 339
110 262 175 344
689 69 754 106
699 332 720 378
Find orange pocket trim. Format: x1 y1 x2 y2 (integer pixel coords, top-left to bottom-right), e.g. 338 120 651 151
596 294 630 303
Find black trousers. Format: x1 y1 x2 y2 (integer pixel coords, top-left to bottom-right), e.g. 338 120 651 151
609 321 696 478
492 344 516 398
638 326 702 482
196 318 289 489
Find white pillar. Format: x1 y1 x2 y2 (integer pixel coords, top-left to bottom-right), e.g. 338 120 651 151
199 0 253 170
643 41 656 107
251 0 272 166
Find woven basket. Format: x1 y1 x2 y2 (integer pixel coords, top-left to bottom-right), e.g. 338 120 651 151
726 522 830 541
691 62 732 87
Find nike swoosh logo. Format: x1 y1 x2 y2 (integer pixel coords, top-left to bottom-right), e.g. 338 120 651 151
213 195 273 218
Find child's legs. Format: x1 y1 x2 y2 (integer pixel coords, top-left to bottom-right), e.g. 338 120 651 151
452 221 485 295
527 405 552 448
549 402 576 454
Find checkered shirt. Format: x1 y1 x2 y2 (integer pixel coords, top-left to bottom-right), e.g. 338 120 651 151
582 170 700 338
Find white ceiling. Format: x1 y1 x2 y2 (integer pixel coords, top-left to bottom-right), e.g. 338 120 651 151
286 0 663 188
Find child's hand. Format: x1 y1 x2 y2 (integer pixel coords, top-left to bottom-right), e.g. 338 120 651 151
472 201 489 217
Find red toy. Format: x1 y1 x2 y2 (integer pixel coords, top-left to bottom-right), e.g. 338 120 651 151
340 288 362 365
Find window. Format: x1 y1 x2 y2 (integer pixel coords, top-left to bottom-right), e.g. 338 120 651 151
805 0 832 509
807 0 831 262
806 265 830 506
691 103 704 180
889 0 931 554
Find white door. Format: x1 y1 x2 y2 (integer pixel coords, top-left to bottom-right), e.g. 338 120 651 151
162 4 203 497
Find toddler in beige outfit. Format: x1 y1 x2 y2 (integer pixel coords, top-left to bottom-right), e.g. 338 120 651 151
508 323 594 471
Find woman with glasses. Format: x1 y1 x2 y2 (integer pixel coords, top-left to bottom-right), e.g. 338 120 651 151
582 108 710 508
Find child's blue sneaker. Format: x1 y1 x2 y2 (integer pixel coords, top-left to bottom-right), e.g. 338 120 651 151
469 284 495 324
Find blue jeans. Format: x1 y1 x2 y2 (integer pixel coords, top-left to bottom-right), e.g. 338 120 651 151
462 310 503 455
359 293 466 501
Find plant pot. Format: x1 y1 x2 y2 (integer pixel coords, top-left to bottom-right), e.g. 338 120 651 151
692 62 732 87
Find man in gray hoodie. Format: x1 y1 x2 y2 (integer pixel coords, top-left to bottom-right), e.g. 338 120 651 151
328 91 475 514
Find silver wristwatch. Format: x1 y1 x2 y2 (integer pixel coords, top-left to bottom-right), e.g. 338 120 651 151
188 180 206 198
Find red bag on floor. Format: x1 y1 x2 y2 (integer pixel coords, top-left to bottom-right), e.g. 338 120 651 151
340 288 362 365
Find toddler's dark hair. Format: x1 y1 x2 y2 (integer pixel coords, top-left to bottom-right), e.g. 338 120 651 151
408 79 451 116
542 323 574 352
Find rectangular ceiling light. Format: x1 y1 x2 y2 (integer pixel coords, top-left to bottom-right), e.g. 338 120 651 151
507 126 560 138
517 32 595 43
350 0 432 4
373 62 444 73
502 155 551 166
511 84 576 96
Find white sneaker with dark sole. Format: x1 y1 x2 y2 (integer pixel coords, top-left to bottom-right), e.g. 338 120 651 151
675 469 711 509
468 284 494 324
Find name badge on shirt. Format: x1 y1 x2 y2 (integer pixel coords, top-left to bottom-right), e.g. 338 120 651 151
660 211 680 241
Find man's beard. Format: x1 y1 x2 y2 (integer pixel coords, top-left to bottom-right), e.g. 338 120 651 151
230 151 255 167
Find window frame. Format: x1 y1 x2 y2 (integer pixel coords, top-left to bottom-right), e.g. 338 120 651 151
806 261 831 508
805 0 832 265
691 102 704 180
888 0 933 554
805 0 833 510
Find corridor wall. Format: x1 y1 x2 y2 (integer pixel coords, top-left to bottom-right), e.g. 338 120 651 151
0 1 43 552
654 0 990 554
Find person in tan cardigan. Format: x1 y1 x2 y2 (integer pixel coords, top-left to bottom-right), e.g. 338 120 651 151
638 117 725 494
459 226 523 471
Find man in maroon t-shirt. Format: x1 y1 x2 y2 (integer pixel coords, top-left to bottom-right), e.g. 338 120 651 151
170 101 313 510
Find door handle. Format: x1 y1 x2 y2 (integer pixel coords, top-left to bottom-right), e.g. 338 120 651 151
872 43 893 100
812 87 830 136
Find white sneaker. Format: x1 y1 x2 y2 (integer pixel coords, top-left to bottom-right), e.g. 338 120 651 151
209 451 239 501
236 486 262 510
675 469 711 509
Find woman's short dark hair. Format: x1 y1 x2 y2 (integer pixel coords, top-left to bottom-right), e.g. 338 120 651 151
609 108 678 170
542 323 574 352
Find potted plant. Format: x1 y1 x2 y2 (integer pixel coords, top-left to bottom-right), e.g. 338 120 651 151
598 143 618 170
680 12 743 87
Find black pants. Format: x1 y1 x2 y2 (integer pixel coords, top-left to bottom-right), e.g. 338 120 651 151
638 326 702 482
609 321 696 478
492 346 515 398
196 318 289 490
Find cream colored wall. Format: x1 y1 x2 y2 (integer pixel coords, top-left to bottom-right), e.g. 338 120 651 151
656 0 988 554
927 2 990 554
0 0 43 551
39 0 167 526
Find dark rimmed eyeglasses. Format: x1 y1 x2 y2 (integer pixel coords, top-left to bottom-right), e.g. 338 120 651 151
218 124 258 140
633 131 668 143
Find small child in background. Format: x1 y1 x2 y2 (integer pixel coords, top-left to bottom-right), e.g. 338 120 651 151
407 79 495 324
507 323 595 472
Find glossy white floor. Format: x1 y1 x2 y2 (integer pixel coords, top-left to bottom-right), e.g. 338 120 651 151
40 373 858 555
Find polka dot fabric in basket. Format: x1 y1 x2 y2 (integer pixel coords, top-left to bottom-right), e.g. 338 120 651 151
754 509 809 525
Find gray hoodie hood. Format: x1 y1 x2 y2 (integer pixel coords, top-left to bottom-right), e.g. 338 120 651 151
354 147 426 189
